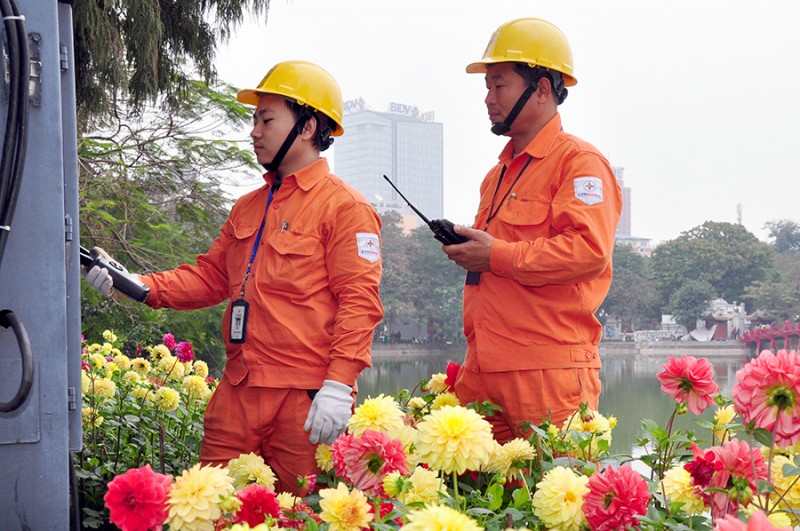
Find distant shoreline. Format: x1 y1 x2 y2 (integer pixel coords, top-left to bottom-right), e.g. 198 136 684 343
371 340 751 360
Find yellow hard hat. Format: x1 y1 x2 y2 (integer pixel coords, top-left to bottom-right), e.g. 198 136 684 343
467 18 577 86
237 60 344 136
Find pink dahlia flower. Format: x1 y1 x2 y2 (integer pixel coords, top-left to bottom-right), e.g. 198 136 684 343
331 429 408 495
657 356 719 415
161 333 177 350
708 439 768 519
583 465 651 530
733 349 800 447
714 509 792 530
104 464 172 531
175 341 194 362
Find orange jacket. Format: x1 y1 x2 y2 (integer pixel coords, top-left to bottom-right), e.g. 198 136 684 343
463 113 622 372
141 158 384 388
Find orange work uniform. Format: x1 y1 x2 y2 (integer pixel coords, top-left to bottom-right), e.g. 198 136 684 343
140 158 384 493
455 113 622 441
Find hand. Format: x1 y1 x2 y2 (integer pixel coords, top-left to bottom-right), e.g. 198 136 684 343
82 246 137 301
304 380 354 445
442 225 494 272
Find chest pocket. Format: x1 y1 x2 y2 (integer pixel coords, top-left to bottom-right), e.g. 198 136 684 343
225 221 260 292
263 231 323 296
495 198 551 240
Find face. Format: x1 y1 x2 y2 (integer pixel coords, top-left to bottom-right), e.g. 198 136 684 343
484 63 528 128
250 94 296 166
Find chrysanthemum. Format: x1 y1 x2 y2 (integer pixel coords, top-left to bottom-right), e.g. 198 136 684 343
104 464 172 531
403 504 483 531
132 357 152 375
582 465 650 531
425 373 449 394
431 392 460 410
166 463 235 531
347 394 405 438
318 482 373 531
154 387 180 412
733 349 800 447
414 405 494 474
226 453 277 491
232 483 281 526
660 466 705 515
713 405 737 444
331 430 408 494
657 355 719 415
532 466 589 531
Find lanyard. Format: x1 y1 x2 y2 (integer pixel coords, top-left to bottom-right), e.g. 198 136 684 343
483 155 534 230
237 186 275 299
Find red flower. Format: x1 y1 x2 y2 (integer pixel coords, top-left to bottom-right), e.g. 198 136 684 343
582 465 651 530
175 341 194 362
279 500 322 529
331 429 408 495
684 442 722 491
444 361 461 392
707 439 768 519
104 465 171 531
233 483 281 526
162 333 177 350
733 349 800 447
657 356 719 415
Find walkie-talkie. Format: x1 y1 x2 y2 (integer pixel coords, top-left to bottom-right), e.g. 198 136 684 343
79 246 151 302
382 175 469 246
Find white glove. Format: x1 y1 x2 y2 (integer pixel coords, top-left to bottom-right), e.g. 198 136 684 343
82 247 136 300
304 380 354 445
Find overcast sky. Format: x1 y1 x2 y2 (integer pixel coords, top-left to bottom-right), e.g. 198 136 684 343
214 0 800 245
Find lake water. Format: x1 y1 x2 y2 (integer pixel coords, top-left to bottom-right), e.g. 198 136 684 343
358 349 750 454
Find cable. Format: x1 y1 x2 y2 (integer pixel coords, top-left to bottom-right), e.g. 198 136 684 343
0 310 33 412
0 0 33 414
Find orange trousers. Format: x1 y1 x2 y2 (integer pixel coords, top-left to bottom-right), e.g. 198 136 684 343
199 376 318 495
454 365 602 443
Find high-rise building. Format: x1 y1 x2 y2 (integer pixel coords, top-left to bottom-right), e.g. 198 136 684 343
613 166 632 237
333 98 443 229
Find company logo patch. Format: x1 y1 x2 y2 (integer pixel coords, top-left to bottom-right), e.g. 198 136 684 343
574 176 603 206
356 233 381 263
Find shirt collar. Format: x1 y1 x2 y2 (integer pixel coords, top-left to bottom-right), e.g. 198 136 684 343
261 157 329 191
499 112 563 163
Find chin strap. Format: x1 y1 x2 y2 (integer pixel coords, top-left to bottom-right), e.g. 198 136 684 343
491 84 535 136
262 116 310 172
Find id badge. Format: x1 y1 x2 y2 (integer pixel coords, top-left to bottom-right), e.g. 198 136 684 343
229 299 249 343
465 271 481 285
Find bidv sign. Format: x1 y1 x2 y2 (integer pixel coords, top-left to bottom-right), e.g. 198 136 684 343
388 102 435 122
344 97 366 114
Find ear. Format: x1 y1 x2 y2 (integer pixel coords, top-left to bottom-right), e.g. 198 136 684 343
535 76 553 102
299 115 318 141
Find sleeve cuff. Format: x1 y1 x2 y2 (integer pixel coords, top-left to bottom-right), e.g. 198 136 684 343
326 358 363 388
489 238 517 276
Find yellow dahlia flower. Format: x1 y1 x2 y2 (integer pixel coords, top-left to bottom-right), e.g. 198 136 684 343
431 392 460 410
91 378 116 401
193 360 209 378
347 394 405 438
89 352 106 370
402 466 446 505
102 329 117 343
318 482 373 531
81 372 90 394
560 409 613 459
407 396 427 411
742 504 793 527
315 444 334 472
425 373 449 394
771 454 800 509
112 354 131 371
414 405 494 474
276 491 300 509
154 387 180 412
166 464 234 531
660 466 705 515
100 342 113 355
122 371 141 385
131 358 152 375
404 504 483 531
499 438 536 480
713 405 737 443
158 355 185 380
150 344 171 362
532 466 589 531
81 407 103 427
183 375 209 400
133 386 155 403
226 452 277 490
